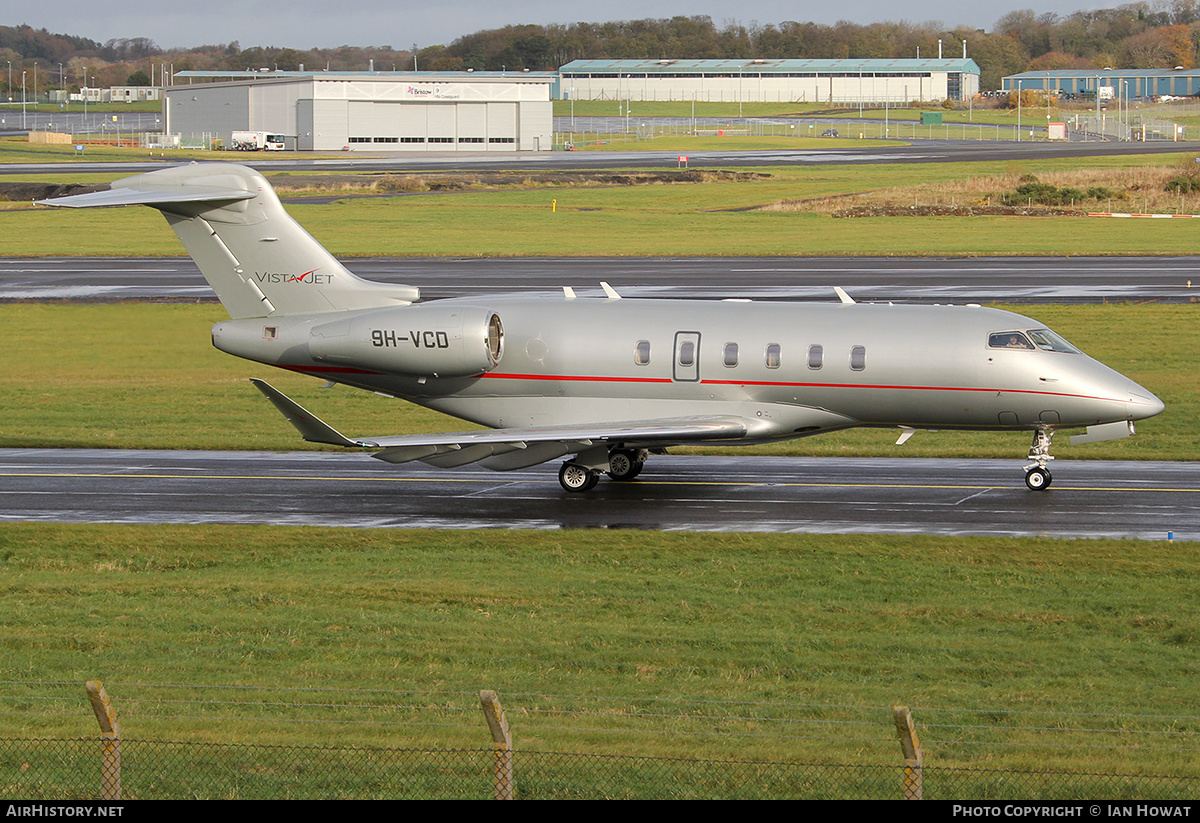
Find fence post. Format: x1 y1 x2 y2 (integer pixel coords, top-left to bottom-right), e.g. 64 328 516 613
85 681 121 801
893 705 923 800
479 690 514 800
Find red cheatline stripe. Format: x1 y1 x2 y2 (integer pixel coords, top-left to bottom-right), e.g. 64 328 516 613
482 372 673 384
274 364 384 375
700 378 1117 402
485 372 1118 402
277 366 1121 404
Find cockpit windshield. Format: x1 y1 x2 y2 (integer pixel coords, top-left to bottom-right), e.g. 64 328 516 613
1026 328 1079 354
988 331 1035 350
988 329 1079 353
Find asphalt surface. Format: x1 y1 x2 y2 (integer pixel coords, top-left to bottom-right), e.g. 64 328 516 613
2 256 1198 304
5 137 1192 539
3 138 1198 176
2 449 1194 539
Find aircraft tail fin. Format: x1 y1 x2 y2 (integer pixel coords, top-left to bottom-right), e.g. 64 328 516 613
41 163 418 318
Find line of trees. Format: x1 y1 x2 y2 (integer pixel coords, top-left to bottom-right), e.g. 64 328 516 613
4 3 1200 99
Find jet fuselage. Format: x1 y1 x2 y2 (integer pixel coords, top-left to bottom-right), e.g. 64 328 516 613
212 297 1162 446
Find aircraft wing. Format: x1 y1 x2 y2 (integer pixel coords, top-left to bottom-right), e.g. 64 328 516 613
251 379 760 471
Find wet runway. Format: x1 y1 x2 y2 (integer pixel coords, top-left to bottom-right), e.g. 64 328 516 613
2 255 1197 304
1 138 1196 176
3 449 1195 540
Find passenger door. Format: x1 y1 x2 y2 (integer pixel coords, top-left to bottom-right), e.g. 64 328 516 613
673 331 701 382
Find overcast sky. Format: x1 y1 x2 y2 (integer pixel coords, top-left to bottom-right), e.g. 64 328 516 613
14 1 1124 52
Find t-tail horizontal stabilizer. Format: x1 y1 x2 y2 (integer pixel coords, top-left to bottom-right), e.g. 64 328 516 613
40 163 419 319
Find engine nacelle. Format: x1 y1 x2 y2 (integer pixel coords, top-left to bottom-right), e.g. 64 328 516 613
309 304 503 378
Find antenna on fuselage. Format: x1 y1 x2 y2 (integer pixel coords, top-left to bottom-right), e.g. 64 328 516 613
834 287 855 304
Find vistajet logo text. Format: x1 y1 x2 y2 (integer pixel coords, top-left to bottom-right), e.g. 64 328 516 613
252 269 333 285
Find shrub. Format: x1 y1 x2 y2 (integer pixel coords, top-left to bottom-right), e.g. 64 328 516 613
1164 176 1200 194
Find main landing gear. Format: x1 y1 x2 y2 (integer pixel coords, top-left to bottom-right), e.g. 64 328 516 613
558 448 648 492
558 461 600 492
1023 428 1055 491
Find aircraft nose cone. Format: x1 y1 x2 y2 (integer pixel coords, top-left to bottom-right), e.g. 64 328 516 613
1127 381 1165 421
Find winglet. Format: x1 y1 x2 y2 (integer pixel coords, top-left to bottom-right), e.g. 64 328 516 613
250 379 369 447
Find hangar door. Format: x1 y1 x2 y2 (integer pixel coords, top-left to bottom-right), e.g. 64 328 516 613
485 102 517 147
343 100 521 150
426 104 456 146
347 101 427 148
455 103 488 147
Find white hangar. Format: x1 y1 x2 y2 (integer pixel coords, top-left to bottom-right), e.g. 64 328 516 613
165 71 555 152
558 58 981 104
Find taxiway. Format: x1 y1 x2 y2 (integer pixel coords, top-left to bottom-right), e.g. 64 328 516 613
3 449 1194 539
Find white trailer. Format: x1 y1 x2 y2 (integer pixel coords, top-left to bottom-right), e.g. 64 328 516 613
230 131 286 151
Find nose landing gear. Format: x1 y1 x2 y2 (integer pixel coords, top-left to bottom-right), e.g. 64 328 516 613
1023 428 1055 491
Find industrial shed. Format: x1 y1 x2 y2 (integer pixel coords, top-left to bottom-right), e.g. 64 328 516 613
1002 68 1200 99
165 71 555 151
557 58 980 104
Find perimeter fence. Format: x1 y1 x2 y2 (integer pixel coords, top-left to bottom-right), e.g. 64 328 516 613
3 680 1198 800
5 737 1196 800
552 116 1029 146
551 114 1192 146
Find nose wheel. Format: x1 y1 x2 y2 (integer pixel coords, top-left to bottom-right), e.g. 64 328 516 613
1022 428 1055 491
1024 466 1052 491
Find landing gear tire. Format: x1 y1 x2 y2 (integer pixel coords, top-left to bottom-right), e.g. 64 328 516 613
606 449 644 481
559 461 599 492
1024 467 1052 491
1023 428 1056 491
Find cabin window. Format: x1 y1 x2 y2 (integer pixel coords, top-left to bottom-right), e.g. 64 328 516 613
635 340 651 365
989 331 1035 350
850 345 866 371
1027 328 1079 353
723 342 739 367
765 343 781 369
679 341 695 367
807 344 823 370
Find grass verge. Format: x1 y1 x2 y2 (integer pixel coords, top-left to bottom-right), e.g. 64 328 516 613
0 302 1192 460
7 155 1200 257
2 523 1196 775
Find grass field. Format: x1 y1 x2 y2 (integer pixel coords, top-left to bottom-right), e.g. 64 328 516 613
7 154 1200 257
0 302 1192 460
3 524 1197 775
551 99 1066 128
3 145 1199 790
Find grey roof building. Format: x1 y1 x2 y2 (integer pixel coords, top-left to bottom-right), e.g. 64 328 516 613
1003 68 1200 98
558 58 981 103
166 71 555 152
